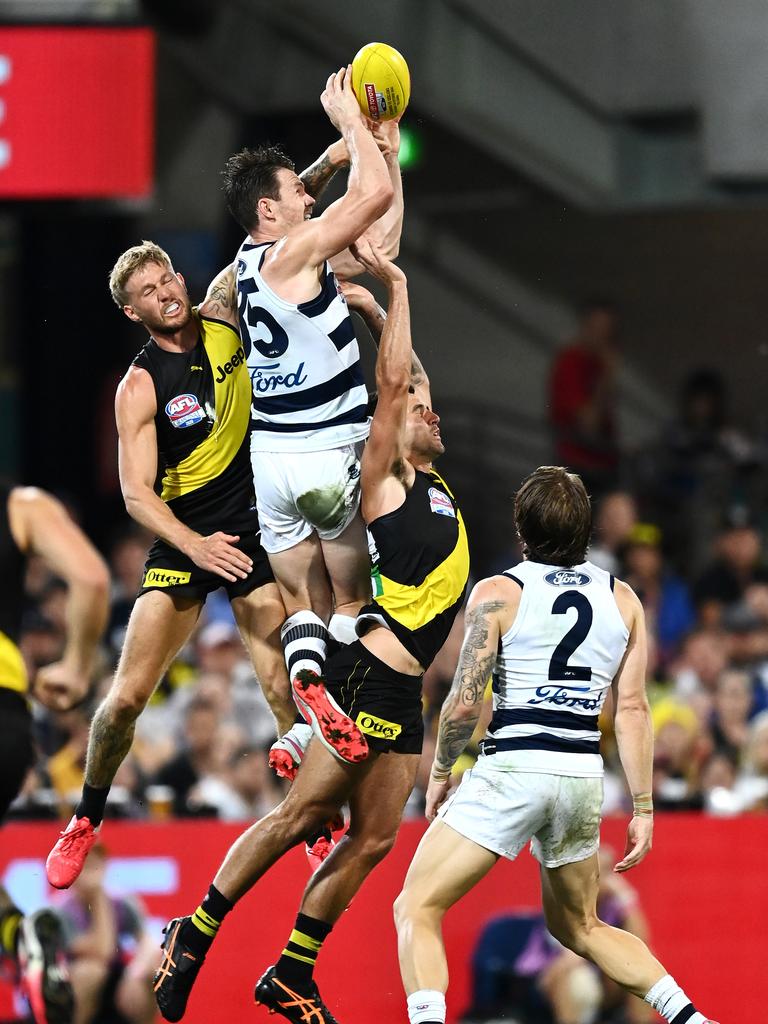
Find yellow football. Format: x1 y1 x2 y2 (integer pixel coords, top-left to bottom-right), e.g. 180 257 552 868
351 42 410 122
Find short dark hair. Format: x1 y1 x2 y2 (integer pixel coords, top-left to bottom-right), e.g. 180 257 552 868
514 466 591 567
221 145 296 233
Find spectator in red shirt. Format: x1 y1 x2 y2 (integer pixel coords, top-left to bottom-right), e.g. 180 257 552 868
549 298 620 495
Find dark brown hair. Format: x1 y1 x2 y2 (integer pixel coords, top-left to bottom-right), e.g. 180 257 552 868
221 145 296 233
514 466 591 567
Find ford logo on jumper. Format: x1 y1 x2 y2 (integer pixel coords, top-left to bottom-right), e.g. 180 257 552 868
544 570 591 587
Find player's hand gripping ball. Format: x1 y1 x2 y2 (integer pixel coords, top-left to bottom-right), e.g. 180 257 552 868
351 42 410 121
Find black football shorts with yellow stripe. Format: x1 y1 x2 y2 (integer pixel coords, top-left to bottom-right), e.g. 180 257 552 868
323 640 424 755
140 530 273 602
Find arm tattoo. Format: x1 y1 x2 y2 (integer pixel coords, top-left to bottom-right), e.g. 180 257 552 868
204 268 236 318
433 601 505 774
208 280 234 311
300 153 340 201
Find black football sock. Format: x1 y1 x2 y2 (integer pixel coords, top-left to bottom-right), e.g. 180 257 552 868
181 884 234 957
75 783 110 827
275 912 332 990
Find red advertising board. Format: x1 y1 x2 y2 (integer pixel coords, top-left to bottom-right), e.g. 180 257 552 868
0 28 154 198
0 816 763 1021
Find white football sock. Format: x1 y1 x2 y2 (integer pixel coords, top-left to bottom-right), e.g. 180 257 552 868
329 612 358 646
280 610 328 680
644 975 706 1023
407 989 446 1024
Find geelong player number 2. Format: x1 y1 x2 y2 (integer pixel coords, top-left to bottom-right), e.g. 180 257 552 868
548 591 593 681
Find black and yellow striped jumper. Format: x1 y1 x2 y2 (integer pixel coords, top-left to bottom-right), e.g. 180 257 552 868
134 311 273 600
323 468 470 755
0 482 35 822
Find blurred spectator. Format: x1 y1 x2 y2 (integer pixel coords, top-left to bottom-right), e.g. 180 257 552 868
639 369 763 573
548 298 620 496
710 669 753 760
588 490 638 574
191 744 284 821
651 700 707 811
19 611 63 684
694 506 768 627
621 523 695 666
106 528 152 664
38 578 69 634
58 844 158 1024
47 707 91 806
196 621 246 677
670 630 728 709
733 710 768 811
150 696 232 816
700 750 741 816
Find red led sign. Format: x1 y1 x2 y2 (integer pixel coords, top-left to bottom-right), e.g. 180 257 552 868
0 27 154 198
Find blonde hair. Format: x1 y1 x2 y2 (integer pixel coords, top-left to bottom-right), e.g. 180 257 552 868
108 240 173 307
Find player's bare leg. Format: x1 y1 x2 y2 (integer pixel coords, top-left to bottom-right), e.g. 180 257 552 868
395 820 498 1002
238 752 421 1023
153 742 372 1022
213 741 369 901
541 854 664 995
231 582 294 735
268 533 333 623
298 750 419 922
47 592 201 888
85 592 201 790
541 855 715 1024
321 516 372 626
270 532 369 767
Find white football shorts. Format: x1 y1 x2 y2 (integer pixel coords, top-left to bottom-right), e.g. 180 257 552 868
439 756 603 868
251 442 364 553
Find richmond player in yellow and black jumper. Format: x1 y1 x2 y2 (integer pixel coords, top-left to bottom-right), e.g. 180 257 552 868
46 242 292 891
0 481 109 1024
152 239 469 1024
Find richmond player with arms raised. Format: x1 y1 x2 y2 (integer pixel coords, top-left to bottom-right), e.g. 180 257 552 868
46 241 294 888
394 467 718 1024
151 240 468 1024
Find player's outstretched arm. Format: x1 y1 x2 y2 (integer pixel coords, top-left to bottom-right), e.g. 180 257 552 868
339 278 429 390
8 487 110 711
298 138 349 201
427 578 513 819
611 580 654 873
116 367 253 584
266 68 393 281
331 116 404 278
351 239 414 521
199 262 239 330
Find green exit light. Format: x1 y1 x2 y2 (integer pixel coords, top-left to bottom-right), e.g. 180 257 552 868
398 125 423 170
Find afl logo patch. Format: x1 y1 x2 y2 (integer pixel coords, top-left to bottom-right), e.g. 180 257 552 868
428 487 455 518
165 393 205 429
545 569 591 587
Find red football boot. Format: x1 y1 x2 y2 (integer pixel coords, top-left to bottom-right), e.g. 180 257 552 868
45 815 100 889
291 671 368 765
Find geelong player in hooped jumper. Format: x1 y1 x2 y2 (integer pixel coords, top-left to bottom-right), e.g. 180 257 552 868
395 467 718 1024
223 66 401 770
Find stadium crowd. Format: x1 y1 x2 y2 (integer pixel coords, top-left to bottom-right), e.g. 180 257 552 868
7 347 768 827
